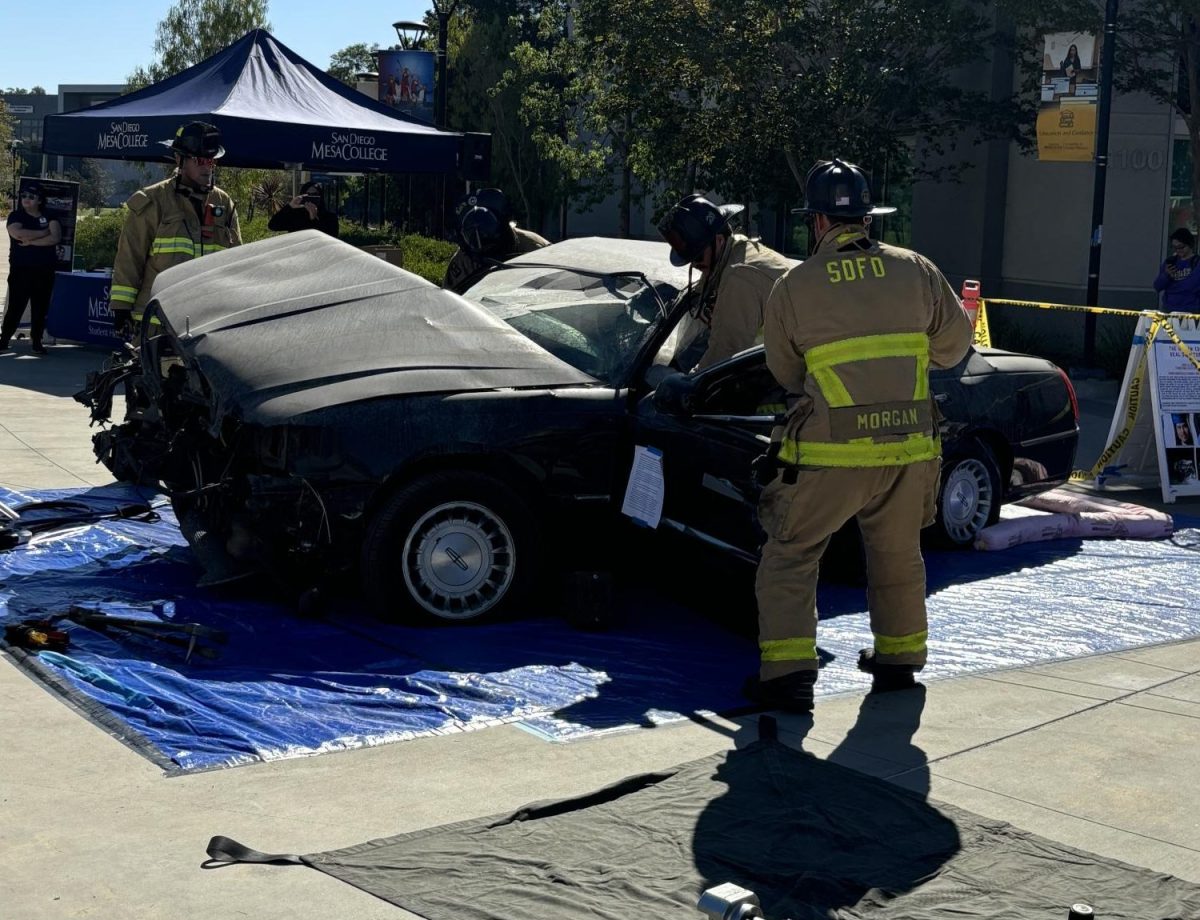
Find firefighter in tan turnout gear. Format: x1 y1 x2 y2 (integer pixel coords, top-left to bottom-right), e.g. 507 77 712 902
744 158 973 713
110 121 241 337
443 188 549 295
657 194 792 372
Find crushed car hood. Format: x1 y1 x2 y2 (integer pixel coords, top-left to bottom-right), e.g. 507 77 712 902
144 230 595 425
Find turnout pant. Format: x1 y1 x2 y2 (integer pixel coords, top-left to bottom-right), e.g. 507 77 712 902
754 458 940 681
1 265 56 347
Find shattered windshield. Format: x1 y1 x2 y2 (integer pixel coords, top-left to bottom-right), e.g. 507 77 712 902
463 265 680 385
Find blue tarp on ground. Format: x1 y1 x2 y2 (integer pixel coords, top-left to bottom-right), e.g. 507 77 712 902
2 484 1199 772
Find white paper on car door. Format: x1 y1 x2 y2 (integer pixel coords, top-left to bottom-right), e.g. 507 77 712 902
621 445 664 528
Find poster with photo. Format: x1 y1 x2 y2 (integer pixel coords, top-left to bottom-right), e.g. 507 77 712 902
377 50 436 122
1148 316 1200 499
1036 31 1099 162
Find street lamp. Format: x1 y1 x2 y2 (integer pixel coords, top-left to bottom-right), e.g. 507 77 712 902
392 20 427 50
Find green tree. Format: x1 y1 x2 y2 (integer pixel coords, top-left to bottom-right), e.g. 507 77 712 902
3 86 47 95
506 0 1029 237
1 100 15 202
64 158 114 209
1115 2 1200 218
328 43 383 86
450 4 570 231
127 0 271 88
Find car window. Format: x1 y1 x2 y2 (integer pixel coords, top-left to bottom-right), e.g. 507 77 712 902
466 267 679 385
692 358 783 416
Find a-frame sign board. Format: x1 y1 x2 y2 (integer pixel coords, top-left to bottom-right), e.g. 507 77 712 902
1088 313 1200 502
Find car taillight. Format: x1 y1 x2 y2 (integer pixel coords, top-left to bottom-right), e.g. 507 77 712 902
1058 368 1079 422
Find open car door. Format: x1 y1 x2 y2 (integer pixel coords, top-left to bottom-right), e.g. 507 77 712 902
632 350 782 561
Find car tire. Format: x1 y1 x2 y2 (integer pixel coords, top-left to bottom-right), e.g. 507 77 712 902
361 471 538 623
935 439 1003 547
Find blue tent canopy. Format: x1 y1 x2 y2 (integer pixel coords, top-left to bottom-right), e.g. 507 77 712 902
42 29 486 176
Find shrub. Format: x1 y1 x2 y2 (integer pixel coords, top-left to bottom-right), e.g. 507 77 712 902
69 208 457 288
72 208 126 270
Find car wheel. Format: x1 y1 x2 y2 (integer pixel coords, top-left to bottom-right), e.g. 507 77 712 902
936 440 1002 547
361 471 538 622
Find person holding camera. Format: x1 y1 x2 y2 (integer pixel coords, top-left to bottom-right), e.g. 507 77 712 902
1153 228 1200 310
268 181 339 238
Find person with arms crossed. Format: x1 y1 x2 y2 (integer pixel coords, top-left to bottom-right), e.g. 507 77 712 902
746 158 973 713
2 183 62 354
110 121 241 339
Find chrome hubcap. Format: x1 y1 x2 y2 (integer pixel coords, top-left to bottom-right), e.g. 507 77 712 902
402 501 516 619
942 458 995 544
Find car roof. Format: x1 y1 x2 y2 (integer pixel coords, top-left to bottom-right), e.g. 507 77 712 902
500 237 693 292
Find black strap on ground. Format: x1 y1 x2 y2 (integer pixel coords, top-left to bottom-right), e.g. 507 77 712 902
205 835 305 867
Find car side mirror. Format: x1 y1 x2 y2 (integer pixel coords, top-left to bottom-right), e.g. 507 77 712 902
652 372 698 416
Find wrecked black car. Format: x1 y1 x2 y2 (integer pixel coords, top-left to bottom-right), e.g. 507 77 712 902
77 231 1078 622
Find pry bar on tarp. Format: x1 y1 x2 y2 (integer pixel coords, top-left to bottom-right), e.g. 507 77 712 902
64 605 229 664
0 496 163 551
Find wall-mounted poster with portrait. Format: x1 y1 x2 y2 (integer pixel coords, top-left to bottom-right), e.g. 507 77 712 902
1037 31 1100 162
377 50 436 123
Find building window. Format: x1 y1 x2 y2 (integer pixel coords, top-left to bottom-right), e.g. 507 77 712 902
1170 138 1195 232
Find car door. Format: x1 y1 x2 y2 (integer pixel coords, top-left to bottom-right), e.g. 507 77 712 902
632 350 779 561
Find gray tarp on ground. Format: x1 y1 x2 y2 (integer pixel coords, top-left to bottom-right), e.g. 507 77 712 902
211 736 1200 920
146 231 595 426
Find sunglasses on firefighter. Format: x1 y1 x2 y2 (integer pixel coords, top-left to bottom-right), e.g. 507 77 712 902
189 156 217 167
20 192 39 199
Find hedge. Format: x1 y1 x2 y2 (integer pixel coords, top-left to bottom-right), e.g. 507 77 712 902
72 208 457 286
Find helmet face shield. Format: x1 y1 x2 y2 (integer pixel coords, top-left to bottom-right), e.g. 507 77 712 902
658 195 744 266
459 206 504 255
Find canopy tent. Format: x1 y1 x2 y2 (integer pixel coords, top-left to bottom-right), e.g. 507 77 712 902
42 29 487 177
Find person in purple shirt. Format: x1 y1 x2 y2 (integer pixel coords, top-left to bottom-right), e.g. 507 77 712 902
1154 228 1200 310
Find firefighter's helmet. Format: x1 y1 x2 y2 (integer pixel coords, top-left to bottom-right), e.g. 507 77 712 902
792 158 895 218
658 194 745 266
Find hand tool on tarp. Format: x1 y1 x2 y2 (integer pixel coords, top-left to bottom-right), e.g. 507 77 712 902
64 605 229 663
3 619 71 653
0 496 165 551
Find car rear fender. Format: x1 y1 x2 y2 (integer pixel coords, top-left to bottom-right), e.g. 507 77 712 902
951 429 1013 490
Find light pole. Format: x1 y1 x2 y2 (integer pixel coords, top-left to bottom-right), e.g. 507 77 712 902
430 0 459 131
7 139 20 203
1084 0 1120 368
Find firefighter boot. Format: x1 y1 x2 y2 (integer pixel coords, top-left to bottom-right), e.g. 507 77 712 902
743 670 817 714
857 649 919 693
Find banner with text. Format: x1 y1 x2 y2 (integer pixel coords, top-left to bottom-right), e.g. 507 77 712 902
1037 31 1099 163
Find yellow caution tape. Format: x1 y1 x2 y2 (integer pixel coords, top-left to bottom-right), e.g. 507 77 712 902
1069 341 1147 483
980 297 1157 319
973 300 991 347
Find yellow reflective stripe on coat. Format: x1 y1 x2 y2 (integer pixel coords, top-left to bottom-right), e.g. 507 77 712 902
874 630 928 656
130 311 163 326
778 433 938 467
110 284 138 306
151 236 197 257
759 637 818 662
805 332 930 372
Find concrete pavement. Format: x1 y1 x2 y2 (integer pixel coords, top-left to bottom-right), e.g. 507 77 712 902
1 273 1199 919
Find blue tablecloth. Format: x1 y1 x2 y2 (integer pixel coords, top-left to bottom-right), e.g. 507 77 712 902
47 271 123 348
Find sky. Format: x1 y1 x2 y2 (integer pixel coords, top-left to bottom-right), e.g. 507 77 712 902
1 0 434 92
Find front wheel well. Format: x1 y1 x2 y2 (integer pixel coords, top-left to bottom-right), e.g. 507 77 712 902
364 452 547 524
